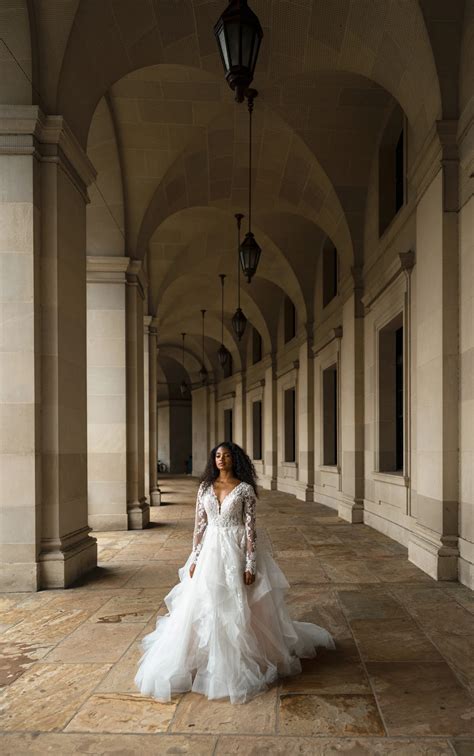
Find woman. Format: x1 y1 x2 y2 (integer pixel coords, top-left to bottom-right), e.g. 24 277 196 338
135 442 335 704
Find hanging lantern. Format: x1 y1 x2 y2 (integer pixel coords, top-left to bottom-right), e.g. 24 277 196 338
217 273 229 368
214 0 263 103
232 213 248 340
240 89 261 282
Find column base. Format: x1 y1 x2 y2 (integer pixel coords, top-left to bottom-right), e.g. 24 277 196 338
408 526 458 581
89 513 128 532
295 482 314 502
150 488 161 506
338 496 364 523
127 499 150 529
0 562 40 592
38 527 98 589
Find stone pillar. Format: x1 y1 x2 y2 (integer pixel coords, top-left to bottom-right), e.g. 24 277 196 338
297 326 315 501
126 261 149 529
263 354 277 489
234 373 246 447
143 316 151 501
148 319 160 505
339 269 365 523
0 106 98 590
86 256 129 531
408 123 459 580
39 116 99 587
192 385 210 476
0 107 42 590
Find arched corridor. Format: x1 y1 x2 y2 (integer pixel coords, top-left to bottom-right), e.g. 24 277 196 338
0 477 472 752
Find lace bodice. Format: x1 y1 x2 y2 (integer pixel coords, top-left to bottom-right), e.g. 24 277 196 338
191 481 257 575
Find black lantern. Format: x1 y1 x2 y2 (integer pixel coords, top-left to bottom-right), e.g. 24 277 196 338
217 274 230 367
180 333 188 397
232 213 248 339
240 231 261 283
199 309 208 386
214 0 263 103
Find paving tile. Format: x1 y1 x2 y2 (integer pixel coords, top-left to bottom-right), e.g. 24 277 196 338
338 588 406 620
64 692 179 734
72 564 142 589
319 559 381 583
429 632 474 695
281 642 371 695
278 693 385 736
274 558 329 585
367 662 474 736
2 606 89 646
95 639 144 693
350 617 444 662
0 733 217 755
125 562 183 588
87 594 161 624
451 740 474 756
0 640 53 686
170 690 277 734
44 620 144 663
405 602 474 636
215 736 454 755
0 663 110 731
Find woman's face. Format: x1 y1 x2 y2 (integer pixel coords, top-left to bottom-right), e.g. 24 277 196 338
215 446 233 473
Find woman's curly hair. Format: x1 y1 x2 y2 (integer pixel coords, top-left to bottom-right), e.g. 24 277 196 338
200 442 258 497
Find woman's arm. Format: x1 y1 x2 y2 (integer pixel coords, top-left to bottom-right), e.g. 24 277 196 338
243 486 257 582
190 484 207 575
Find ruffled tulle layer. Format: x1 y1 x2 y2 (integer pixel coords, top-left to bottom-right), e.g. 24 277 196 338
134 524 335 704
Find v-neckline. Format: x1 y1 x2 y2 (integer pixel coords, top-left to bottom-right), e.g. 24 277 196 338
212 481 242 513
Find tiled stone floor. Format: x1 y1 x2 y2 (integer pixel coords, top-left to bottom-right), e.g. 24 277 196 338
1 477 473 755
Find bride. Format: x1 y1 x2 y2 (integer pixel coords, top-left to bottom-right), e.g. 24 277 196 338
135 442 335 704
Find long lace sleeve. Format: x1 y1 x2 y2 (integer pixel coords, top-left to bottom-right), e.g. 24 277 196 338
243 486 257 575
191 484 207 566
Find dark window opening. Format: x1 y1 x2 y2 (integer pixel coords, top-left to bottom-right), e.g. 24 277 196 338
284 387 296 462
379 315 403 472
223 353 233 379
224 408 233 443
252 401 262 460
284 297 296 343
322 243 338 308
252 327 262 364
379 106 405 236
323 364 338 465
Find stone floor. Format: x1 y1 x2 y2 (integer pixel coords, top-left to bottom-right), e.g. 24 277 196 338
1 477 473 755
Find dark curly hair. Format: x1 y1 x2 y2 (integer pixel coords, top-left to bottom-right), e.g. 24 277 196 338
200 442 258 497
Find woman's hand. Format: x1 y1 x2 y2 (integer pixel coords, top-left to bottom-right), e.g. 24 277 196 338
189 563 196 579
244 571 255 585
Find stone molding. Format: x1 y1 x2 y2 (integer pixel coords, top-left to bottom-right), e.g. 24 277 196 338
362 250 415 312
276 359 299 380
126 259 148 300
408 119 459 209
0 106 97 200
86 255 130 283
312 326 343 357
247 377 265 392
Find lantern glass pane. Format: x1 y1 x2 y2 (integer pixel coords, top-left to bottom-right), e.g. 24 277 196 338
251 35 261 71
227 22 240 66
218 28 229 70
241 26 255 69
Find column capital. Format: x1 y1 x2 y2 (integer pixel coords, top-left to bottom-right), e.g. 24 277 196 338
0 106 97 194
408 119 459 209
126 259 148 300
86 255 130 283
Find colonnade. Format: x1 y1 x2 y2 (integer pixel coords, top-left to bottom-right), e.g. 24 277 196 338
0 107 472 593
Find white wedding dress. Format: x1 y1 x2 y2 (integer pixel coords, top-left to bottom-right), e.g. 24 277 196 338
135 481 335 704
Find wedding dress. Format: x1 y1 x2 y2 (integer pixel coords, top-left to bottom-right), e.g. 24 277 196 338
135 481 335 704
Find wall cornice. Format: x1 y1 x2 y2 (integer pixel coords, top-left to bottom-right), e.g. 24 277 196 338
362 251 415 312
86 255 130 283
126 259 148 300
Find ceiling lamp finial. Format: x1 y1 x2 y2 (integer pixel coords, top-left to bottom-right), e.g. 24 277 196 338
240 89 261 283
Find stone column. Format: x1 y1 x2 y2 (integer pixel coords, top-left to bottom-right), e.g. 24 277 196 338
126 261 149 529
233 372 246 447
297 326 315 501
339 269 365 523
192 385 210 476
148 319 161 505
86 256 129 531
0 107 42 590
263 354 277 490
408 123 459 580
143 315 151 502
39 116 99 587
0 106 98 589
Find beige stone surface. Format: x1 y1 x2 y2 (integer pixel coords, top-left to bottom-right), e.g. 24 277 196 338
64 692 179 734
170 690 277 734
44 621 144 663
279 693 385 736
0 733 217 755
0 663 110 731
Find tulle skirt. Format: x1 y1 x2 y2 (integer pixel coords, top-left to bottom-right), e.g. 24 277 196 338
134 523 335 704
